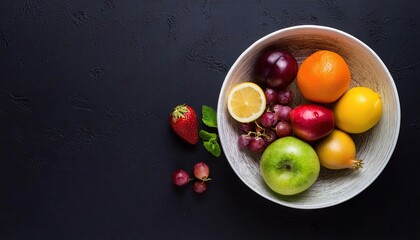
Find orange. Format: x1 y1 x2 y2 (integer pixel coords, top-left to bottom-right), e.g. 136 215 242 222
296 50 351 103
227 82 266 123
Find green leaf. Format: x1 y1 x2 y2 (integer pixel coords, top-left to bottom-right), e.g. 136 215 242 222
202 105 217 128
199 130 217 141
199 110 221 157
203 138 221 157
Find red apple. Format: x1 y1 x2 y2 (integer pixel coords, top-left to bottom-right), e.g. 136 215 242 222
290 104 334 141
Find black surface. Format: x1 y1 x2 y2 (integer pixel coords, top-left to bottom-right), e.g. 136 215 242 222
1 1 419 239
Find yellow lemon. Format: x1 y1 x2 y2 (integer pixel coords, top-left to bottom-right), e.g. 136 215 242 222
227 82 266 123
334 86 382 133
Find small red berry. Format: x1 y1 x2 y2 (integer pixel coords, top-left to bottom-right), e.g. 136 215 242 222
171 169 190 186
193 162 211 181
193 181 207 193
169 104 198 144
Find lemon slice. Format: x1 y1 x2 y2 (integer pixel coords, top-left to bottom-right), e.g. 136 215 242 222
227 82 266 123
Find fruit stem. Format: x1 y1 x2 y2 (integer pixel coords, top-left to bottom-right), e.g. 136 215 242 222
251 120 270 138
245 130 269 139
245 131 254 137
254 120 263 130
353 159 363 170
171 104 189 122
202 177 212 182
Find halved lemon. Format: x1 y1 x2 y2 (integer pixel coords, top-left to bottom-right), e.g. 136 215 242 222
227 82 266 123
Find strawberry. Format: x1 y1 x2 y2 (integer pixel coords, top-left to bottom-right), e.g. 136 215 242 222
170 104 198 144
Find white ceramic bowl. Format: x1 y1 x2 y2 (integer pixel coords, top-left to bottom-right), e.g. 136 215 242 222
217 25 400 209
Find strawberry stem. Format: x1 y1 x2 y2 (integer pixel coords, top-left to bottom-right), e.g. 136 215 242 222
172 104 190 122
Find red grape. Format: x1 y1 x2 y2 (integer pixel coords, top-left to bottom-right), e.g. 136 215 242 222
277 88 293 105
239 122 255 133
193 162 210 181
264 88 278 104
193 181 207 193
275 121 292 138
263 129 277 145
260 112 278 128
273 104 292 121
238 134 252 148
255 50 298 89
248 137 266 152
172 170 190 186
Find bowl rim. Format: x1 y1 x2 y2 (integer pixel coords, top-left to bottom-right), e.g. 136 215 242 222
217 24 401 209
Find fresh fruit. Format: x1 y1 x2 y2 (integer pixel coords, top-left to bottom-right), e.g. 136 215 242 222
275 121 292 138
297 50 351 103
264 88 278 104
237 119 277 152
193 162 211 181
238 134 252 148
290 104 335 141
248 136 266 153
172 163 212 193
262 129 277 145
233 82 296 151
277 88 293 105
172 170 191 186
239 122 255 133
193 181 207 193
260 136 320 195
255 49 298 89
272 104 291 121
334 86 382 133
227 82 266 123
260 112 278 128
170 104 199 144
315 129 363 170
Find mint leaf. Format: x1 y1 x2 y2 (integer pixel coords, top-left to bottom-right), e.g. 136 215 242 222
203 138 221 157
199 130 217 141
200 106 221 157
202 105 217 128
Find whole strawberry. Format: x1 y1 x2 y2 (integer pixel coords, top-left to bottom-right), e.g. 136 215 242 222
170 104 198 144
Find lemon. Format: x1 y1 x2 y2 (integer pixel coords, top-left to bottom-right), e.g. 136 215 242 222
227 82 266 123
334 86 382 133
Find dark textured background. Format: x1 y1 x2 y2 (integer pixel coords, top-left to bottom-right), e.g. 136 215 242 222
1 0 419 239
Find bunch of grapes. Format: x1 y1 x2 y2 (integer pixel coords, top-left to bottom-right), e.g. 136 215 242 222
238 87 294 153
172 162 211 193
236 49 299 153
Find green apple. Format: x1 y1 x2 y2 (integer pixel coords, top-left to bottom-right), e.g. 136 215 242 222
260 136 320 195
